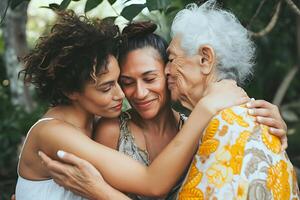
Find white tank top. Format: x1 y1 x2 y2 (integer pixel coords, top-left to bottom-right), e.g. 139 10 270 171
15 118 87 200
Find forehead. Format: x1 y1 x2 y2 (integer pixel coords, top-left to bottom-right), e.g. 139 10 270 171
167 35 185 55
95 56 120 83
121 48 164 75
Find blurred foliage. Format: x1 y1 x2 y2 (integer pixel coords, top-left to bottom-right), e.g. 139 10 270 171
0 0 300 198
0 34 46 199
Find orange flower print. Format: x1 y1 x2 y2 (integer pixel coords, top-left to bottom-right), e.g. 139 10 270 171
221 108 249 127
236 178 249 200
266 160 291 200
178 160 204 200
218 125 228 136
178 187 204 200
230 131 251 174
206 162 233 188
203 118 220 142
198 139 220 156
261 125 281 154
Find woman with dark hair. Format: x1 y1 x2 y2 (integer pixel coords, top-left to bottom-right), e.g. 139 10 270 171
35 20 290 200
16 10 126 200
15 11 252 200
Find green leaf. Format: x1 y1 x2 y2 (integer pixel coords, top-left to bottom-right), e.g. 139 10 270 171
85 0 103 13
165 5 179 15
41 3 60 10
120 4 146 21
10 0 29 9
107 0 117 5
103 16 117 24
59 0 72 10
145 0 170 11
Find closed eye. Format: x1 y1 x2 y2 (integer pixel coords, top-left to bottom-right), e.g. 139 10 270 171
144 78 156 83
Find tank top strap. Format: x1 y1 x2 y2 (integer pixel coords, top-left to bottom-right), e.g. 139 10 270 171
177 112 188 131
119 111 132 138
17 117 55 175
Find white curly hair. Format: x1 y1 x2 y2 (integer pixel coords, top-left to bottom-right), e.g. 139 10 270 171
170 0 255 84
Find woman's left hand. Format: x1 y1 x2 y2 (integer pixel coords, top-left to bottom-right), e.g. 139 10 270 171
246 99 288 151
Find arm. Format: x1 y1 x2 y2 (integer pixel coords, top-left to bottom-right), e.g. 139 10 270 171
39 151 130 200
39 80 249 196
246 99 288 150
38 101 212 196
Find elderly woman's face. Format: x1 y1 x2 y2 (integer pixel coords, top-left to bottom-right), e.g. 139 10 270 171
165 36 208 108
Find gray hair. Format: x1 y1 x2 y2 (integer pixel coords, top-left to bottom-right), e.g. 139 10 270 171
170 0 255 84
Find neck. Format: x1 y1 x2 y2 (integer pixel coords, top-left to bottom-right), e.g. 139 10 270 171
182 74 217 110
47 104 94 136
133 104 178 136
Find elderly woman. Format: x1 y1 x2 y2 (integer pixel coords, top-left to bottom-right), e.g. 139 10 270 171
165 1 299 199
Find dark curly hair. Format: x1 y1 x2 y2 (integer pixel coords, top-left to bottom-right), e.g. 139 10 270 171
20 11 120 106
119 21 168 65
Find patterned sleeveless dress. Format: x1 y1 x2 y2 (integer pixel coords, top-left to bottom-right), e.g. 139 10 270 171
118 111 188 200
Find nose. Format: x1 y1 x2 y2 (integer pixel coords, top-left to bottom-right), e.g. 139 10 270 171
113 82 125 101
134 80 148 99
165 62 171 76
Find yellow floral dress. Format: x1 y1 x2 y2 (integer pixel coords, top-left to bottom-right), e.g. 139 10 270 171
178 105 300 200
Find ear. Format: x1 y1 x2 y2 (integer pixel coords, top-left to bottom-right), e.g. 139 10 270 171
64 91 79 101
197 45 215 75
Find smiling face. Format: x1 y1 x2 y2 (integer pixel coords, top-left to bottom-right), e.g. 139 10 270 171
119 47 170 119
72 55 125 118
165 35 216 109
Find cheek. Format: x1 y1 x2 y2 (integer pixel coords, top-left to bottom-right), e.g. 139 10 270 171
88 91 112 108
151 79 168 95
175 73 187 92
122 87 135 100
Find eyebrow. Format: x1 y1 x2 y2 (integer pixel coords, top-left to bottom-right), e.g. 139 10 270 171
142 70 158 76
97 80 114 87
121 70 159 79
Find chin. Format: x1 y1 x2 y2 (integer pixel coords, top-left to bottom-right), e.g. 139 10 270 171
99 110 122 118
137 109 159 120
170 92 179 103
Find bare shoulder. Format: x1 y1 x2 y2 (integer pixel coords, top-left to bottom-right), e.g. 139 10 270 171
94 117 120 149
36 119 92 157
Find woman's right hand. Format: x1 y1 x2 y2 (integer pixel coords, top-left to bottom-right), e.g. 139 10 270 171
38 150 130 200
199 79 250 116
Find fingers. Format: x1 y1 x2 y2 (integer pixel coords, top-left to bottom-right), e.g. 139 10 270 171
237 97 251 105
248 108 270 117
38 151 53 164
269 127 286 138
256 116 281 129
11 194 15 200
38 151 69 175
56 150 85 167
281 136 288 151
246 99 273 109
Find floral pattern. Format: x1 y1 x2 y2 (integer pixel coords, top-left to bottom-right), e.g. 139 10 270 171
177 105 299 200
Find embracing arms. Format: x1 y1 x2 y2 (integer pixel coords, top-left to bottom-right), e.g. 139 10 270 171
37 81 288 199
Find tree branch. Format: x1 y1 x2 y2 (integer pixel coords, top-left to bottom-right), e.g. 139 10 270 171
0 0 10 24
285 0 300 16
249 0 282 38
247 0 268 29
272 66 299 106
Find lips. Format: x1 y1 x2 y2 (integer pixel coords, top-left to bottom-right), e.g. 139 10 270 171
133 99 157 110
111 102 122 110
167 80 176 90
